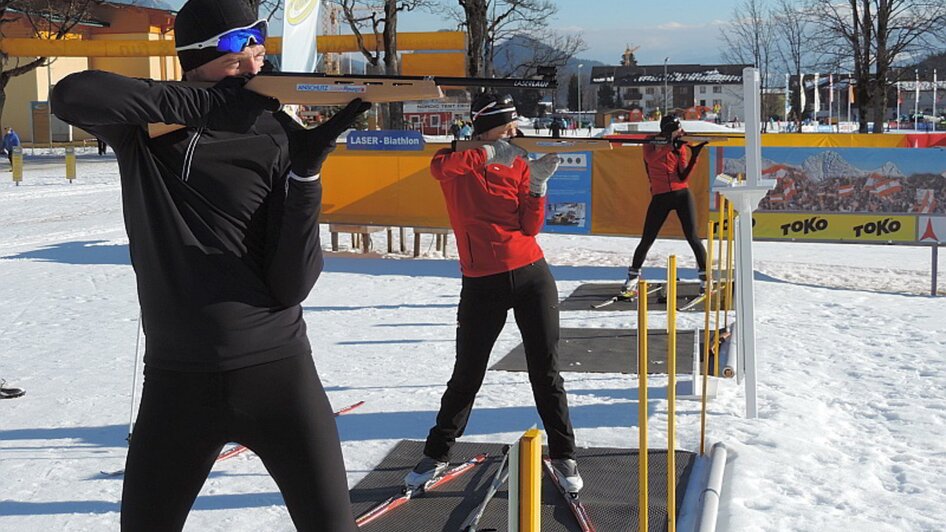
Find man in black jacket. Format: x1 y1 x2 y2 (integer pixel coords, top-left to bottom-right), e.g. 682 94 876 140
50 0 369 530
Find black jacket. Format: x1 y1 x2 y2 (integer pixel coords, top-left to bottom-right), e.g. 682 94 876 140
51 71 322 372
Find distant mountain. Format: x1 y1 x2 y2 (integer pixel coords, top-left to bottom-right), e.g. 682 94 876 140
802 151 866 181
494 34 604 104
723 151 906 182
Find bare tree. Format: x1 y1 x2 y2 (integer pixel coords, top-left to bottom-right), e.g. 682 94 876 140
809 0 946 134
331 0 434 128
720 0 775 130
772 0 814 131
0 0 104 125
455 0 558 78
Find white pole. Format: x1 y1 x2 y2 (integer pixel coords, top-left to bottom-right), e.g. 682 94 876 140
915 69 921 131
934 69 938 122
813 72 820 124
784 73 789 123
713 68 774 419
578 63 583 132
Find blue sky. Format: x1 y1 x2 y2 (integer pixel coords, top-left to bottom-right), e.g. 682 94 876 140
393 0 741 65
164 0 742 65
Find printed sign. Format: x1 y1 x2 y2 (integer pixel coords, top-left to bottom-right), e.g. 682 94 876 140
542 151 592 235
917 216 946 243
296 84 367 94
752 212 917 242
346 130 425 151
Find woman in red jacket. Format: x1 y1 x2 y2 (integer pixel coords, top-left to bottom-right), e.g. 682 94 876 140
622 115 709 295
406 93 582 494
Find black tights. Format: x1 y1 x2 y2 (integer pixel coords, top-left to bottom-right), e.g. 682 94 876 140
424 259 576 462
121 354 356 531
632 189 706 272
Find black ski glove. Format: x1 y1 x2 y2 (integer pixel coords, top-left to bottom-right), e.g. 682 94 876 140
204 76 280 133
274 98 372 177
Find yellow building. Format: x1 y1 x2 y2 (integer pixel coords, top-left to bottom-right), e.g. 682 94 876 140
1 1 179 143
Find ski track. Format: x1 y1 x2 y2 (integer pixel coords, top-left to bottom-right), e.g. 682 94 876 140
1 158 945 531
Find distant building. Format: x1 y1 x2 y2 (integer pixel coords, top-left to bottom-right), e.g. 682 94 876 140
591 63 750 121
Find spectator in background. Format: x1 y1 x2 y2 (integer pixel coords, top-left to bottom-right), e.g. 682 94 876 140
2 127 21 167
459 121 473 140
96 136 107 156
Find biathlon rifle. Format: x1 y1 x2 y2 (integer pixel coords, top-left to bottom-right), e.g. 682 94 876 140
454 137 614 154
148 68 558 138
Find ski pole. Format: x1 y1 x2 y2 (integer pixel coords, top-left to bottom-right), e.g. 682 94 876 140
460 445 511 532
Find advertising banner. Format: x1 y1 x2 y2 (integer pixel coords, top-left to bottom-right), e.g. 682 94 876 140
346 130 425 151
542 151 592 234
719 147 946 216
752 213 917 242
917 216 946 243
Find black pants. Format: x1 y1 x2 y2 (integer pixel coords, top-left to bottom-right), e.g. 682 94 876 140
121 354 356 532
424 259 577 461
632 189 707 272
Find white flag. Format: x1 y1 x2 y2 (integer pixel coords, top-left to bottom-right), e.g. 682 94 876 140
282 0 321 73
813 72 820 114
800 74 806 115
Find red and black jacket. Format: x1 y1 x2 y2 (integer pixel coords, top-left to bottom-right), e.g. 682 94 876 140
430 147 545 278
643 141 701 195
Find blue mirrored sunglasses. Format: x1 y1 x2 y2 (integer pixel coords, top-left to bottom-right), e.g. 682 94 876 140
176 20 268 53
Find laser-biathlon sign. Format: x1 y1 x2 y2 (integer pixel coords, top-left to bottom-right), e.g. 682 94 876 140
751 213 918 242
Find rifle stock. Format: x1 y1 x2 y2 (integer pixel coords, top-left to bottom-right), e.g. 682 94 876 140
454 137 613 154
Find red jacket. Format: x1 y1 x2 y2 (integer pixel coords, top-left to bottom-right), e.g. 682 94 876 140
643 142 696 195
430 147 545 277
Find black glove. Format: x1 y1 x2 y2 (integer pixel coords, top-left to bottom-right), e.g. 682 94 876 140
204 76 280 133
275 98 372 177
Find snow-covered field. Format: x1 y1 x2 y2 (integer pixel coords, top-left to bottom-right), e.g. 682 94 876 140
1 150 944 531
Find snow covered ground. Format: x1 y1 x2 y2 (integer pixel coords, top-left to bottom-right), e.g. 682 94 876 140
1 150 945 531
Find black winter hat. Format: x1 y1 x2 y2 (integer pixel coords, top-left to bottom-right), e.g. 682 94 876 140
175 0 260 73
471 93 518 136
660 115 681 135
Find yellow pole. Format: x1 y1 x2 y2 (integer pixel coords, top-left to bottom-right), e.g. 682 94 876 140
65 146 76 182
699 222 715 456
637 278 649 532
666 257 677 532
11 146 23 185
726 200 736 317
519 428 542 532
713 200 726 376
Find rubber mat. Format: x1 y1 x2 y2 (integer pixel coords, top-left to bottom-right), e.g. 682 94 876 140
560 282 705 312
350 440 697 532
490 328 698 374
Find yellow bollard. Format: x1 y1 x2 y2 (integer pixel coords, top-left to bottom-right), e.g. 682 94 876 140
700 222 715 456
518 428 542 532
637 278 649 532
713 200 726 376
65 146 76 182
666 256 677 532
12 146 23 185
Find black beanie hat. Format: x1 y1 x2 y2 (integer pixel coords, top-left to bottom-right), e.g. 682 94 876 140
175 0 260 73
660 115 681 135
471 93 518 136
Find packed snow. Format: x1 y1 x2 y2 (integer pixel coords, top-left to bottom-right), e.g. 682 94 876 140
1 149 944 531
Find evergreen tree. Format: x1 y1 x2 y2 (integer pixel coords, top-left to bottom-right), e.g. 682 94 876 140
568 74 579 111
597 83 616 109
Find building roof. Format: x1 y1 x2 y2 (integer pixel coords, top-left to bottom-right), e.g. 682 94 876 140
104 0 179 13
591 64 751 86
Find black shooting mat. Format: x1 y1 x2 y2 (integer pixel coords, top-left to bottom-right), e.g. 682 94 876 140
490 328 697 374
350 440 697 532
560 283 706 312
